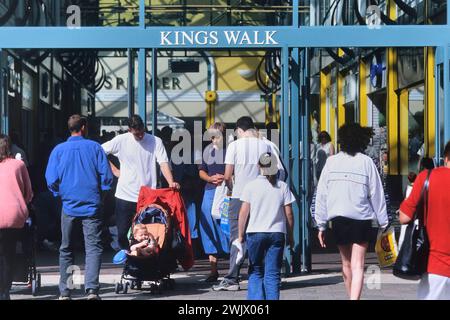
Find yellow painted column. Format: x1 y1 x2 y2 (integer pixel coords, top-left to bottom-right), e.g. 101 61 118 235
205 91 217 128
359 59 368 126
330 104 336 145
425 47 436 158
337 71 345 129
320 71 328 131
387 0 399 175
399 90 409 175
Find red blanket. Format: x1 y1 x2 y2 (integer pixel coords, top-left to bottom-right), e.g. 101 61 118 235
137 187 194 270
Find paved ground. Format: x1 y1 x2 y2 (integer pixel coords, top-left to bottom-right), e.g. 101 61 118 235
9 250 419 300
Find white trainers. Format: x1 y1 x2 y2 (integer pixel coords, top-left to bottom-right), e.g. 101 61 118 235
212 279 240 291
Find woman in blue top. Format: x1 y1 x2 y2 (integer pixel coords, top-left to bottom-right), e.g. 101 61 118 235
198 122 230 282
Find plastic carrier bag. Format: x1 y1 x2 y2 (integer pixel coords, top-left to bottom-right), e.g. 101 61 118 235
211 183 229 220
375 227 399 267
219 196 231 237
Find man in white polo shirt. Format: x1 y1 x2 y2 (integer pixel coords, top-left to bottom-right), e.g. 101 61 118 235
212 116 271 291
102 115 180 255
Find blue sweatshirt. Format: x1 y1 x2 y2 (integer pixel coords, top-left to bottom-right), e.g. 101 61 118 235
45 136 113 217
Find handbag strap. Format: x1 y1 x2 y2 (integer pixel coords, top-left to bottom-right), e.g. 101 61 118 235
418 169 432 227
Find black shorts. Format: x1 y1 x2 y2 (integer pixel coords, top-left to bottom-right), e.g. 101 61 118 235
330 216 372 246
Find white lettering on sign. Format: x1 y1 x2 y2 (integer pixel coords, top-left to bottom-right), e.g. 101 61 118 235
160 30 278 46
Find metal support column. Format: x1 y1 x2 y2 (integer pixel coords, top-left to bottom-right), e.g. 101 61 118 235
281 46 290 185
128 49 135 118
151 48 158 133
0 50 8 135
281 46 291 274
138 0 147 128
138 48 147 128
290 47 301 274
293 0 299 28
300 48 312 273
435 46 444 165
444 46 450 147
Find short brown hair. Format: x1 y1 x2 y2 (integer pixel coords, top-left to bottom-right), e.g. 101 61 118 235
0 134 12 163
68 114 87 133
444 140 450 160
128 115 145 130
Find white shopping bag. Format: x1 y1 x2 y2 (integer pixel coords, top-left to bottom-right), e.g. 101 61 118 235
211 182 229 220
232 239 247 265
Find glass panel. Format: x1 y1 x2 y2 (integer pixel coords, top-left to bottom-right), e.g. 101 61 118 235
408 86 425 172
146 0 292 27
397 48 424 89
302 0 447 26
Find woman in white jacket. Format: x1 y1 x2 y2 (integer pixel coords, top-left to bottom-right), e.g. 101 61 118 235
314 123 389 300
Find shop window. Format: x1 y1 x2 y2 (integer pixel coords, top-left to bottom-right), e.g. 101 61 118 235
408 87 425 172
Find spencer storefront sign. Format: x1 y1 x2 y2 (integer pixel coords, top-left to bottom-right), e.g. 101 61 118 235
160 30 279 46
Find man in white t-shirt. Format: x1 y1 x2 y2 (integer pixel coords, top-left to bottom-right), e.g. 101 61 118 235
212 116 271 291
102 115 180 252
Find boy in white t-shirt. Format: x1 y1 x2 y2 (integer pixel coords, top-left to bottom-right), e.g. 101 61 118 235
238 153 295 300
212 116 271 292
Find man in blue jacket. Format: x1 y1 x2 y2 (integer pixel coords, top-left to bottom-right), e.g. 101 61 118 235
46 115 113 300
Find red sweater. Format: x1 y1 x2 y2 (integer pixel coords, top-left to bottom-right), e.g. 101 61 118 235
137 187 194 270
400 168 450 278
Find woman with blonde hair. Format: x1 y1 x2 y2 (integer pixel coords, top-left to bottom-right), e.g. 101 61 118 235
198 122 230 282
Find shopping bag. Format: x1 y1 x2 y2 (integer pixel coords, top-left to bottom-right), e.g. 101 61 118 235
375 227 399 267
211 183 229 220
219 196 231 237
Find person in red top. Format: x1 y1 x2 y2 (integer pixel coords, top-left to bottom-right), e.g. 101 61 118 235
399 141 450 300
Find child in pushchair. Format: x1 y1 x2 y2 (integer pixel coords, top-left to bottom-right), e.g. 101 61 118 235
129 224 159 257
115 204 180 294
115 187 194 294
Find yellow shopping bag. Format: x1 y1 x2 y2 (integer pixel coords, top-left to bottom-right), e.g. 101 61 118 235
375 227 398 267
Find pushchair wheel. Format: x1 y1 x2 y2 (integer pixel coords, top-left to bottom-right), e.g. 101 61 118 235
37 273 42 289
167 279 175 290
162 278 175 290
130 280 141 290
31 279 38 296
115 282 123 294
123 282 129 294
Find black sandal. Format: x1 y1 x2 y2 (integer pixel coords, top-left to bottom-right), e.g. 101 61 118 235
204 272 219 283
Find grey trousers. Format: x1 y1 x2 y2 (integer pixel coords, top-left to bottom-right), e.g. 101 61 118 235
223 199 245 284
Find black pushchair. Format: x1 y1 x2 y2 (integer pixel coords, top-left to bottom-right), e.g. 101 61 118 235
115 204 179 294
12 211 42 296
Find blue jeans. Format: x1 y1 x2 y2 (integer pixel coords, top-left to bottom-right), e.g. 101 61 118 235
59 211 103 295
246 232 285 300
114 198 137 250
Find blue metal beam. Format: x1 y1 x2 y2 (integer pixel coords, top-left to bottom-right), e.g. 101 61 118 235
435 46 443 165
128 49 135 118
281 46 291 274
138 48 147 127
0 49 8 135
300 48 312 273
140 0 146 28
444 45 450 148
2 26 450 48
151 48 158 133
290 47 302 274
293 0 299 28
